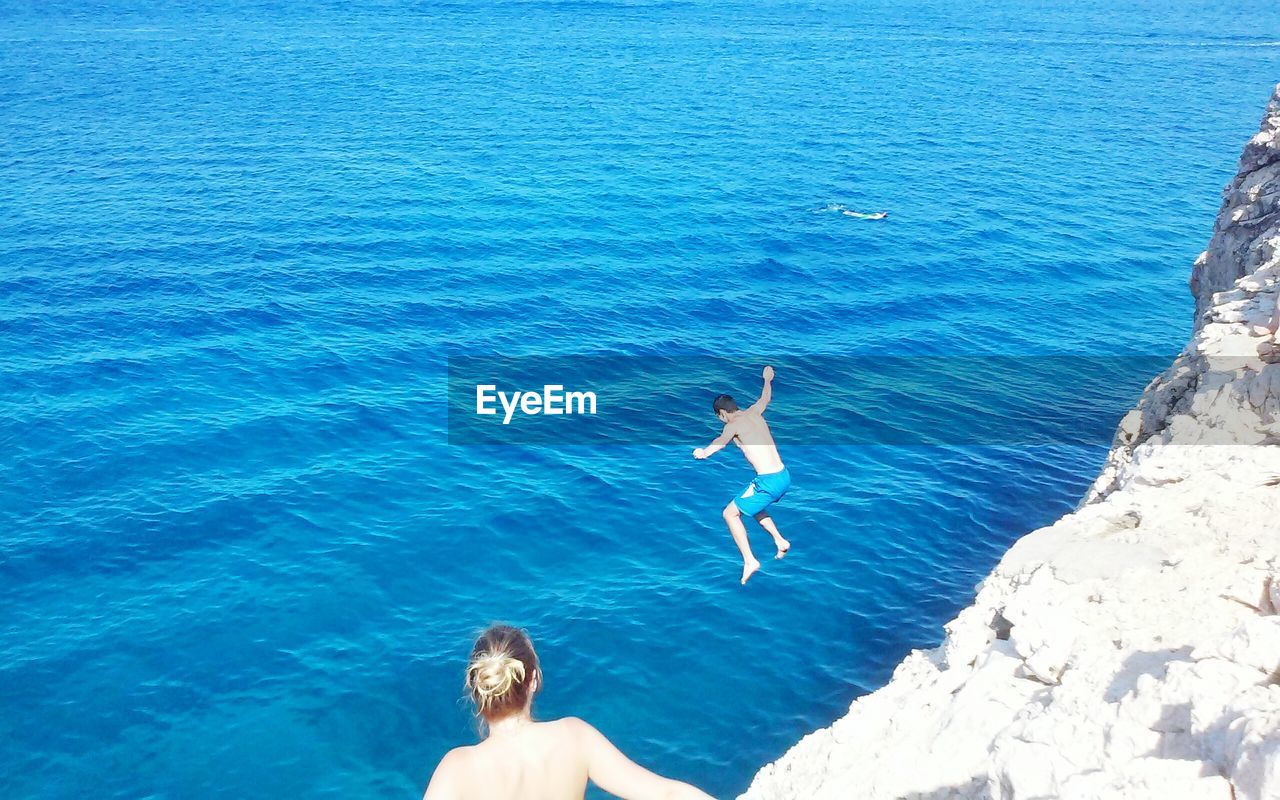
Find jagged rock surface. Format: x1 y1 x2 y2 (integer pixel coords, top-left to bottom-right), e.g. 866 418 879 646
1192 86 1280 319
740 85 1280 800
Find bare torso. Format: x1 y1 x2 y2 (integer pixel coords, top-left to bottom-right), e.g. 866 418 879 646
432 720 589 800
425 717 712 800
730 410 784 474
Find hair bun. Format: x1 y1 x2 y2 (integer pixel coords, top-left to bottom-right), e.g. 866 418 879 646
466 651 526 711
465 625 540 724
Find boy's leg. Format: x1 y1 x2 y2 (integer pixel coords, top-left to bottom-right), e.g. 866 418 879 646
753 510 791 559
723 502 761 585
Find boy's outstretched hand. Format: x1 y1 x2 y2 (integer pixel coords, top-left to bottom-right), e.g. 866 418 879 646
762 365 774 381
692 448 707 459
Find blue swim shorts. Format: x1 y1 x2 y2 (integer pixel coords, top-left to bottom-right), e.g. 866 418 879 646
733 467 791 516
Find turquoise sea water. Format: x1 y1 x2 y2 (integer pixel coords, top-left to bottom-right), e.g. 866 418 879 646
3 1 1279 797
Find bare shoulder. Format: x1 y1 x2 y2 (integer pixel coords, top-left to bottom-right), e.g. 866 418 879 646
548 716 607 748
438 745 476 770
548 715 594 737
423 746 475 799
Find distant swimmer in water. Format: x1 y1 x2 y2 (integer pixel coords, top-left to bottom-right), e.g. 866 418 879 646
423 625 715 800
693 365 791 585
842 210 888 220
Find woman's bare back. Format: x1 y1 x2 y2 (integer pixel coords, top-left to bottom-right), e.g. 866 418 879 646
424 717 713 800
431 719 588 800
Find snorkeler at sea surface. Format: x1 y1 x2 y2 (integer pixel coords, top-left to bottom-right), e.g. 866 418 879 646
693 365 791 585
819 204 888 220
422 625 715 800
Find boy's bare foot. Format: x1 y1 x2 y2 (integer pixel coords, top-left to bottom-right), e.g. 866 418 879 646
775 539 791 560
741 558 761 585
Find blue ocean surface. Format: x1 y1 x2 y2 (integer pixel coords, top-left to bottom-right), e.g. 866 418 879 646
3 1 1279 797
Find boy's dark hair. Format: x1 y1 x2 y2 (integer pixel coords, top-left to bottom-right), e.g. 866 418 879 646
713 394 739 415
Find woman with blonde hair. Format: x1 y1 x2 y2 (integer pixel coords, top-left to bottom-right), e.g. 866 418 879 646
423 624 716 800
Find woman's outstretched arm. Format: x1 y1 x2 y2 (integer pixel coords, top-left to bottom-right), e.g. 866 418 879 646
569 717 717 800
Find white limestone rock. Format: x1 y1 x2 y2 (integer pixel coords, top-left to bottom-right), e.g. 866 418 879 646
740 84 1280 800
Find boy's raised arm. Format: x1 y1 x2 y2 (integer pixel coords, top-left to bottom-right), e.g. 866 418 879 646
747 365 774 414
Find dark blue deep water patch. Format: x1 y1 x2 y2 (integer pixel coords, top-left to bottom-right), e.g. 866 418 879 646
2 0 1279 797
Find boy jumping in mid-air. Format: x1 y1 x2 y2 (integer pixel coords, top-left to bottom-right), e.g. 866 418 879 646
693 365 791 585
